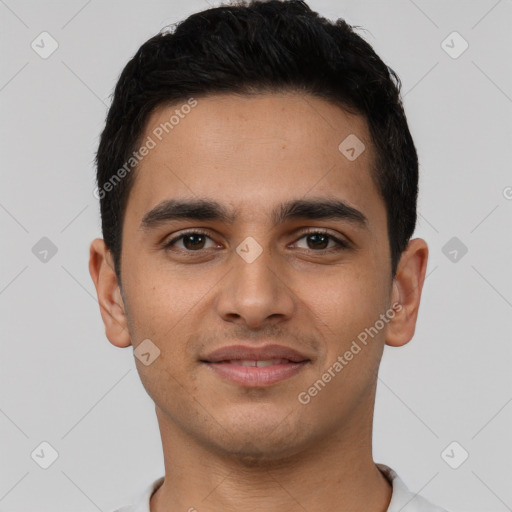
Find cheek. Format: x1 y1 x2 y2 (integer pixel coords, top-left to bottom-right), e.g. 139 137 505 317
307 264 389 352
122 247 189 326
127 283 193 342
316 262 380 312
124 269 202 403
123 256 220 364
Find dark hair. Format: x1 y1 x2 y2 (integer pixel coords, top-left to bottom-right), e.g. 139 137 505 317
95 0 418 285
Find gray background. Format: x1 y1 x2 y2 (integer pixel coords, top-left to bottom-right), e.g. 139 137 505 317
1 0 511 510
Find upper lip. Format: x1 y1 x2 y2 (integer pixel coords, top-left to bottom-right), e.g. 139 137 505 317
201 344 310 363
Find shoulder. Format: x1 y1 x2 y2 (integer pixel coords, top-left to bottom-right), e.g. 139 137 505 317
376 463 451 512
109 475 165 512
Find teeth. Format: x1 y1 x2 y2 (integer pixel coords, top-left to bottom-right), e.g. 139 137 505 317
228 359 289 367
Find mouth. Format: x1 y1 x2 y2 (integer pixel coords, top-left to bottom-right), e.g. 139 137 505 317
201 359 310 387
200 343 312 387
210 358 300 366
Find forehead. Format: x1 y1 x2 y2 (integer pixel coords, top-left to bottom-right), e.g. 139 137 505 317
124 92 385 233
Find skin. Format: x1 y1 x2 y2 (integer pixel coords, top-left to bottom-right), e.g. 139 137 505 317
89 92 428 512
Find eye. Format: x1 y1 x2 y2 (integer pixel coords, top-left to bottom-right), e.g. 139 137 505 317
293 230 350 251
162 229 350 253
163 230 217 251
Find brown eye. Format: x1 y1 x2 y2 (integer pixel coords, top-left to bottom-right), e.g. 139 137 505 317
305 233 329 250
163 230 216 251
295 231 349 251
181 233 207 250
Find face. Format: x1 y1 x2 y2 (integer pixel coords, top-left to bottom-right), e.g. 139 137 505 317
90 92 426 463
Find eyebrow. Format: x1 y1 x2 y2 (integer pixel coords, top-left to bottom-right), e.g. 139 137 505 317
139 197 369 232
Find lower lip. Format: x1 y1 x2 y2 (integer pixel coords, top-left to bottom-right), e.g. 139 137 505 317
202 361 309 387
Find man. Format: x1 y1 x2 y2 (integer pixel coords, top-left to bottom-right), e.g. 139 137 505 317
89 1 449 510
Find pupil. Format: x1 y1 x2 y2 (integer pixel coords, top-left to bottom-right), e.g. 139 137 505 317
309 233 328 249
181 234 329 251
185 234 204 249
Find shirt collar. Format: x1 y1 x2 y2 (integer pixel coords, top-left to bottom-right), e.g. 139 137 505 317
119 464 447 512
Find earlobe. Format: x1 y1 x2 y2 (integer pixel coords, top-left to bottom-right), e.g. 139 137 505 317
88 238 132 348
385 238 429 348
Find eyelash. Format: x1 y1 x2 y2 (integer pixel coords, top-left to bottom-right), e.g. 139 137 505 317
162 229 350 253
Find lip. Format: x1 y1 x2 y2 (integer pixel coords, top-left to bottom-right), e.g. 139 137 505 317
201 344 310 363
200 343 311 388
203 360 309 387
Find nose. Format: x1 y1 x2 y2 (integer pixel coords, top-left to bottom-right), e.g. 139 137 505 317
215 240 296 330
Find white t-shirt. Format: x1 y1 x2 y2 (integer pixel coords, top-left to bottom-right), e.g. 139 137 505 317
112 463 450 512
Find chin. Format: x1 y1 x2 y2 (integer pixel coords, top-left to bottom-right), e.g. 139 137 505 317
206 419 310 465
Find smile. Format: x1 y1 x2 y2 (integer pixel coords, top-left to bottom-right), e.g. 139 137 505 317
202 360 309 387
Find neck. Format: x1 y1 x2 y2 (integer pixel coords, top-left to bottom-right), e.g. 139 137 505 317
150 400 392 512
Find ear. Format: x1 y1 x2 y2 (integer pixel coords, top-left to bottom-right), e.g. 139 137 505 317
88 238 132 348
385 238 429 347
